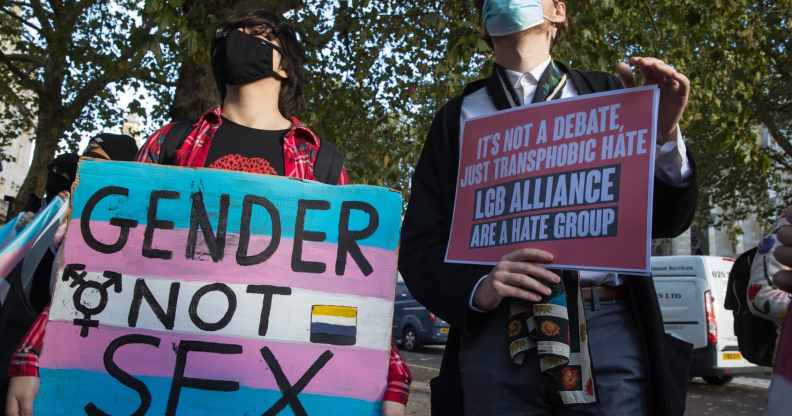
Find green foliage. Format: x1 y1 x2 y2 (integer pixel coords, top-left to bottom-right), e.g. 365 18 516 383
546 0 792 226
7 0 786 226
0 0 178 213
296 0 792 224
291 2 488 196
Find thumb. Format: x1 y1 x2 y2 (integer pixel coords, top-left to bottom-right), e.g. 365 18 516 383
615 62 636 88
6 395 20 416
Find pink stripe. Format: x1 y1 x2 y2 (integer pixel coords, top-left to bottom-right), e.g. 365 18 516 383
0 246 29 279
40 322 388 402
64 221 396 299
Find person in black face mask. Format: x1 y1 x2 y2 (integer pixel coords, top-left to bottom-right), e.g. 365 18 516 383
137 10 410 416
136 10 339 183
6 10 410 416
27 154 78 309
43 154 79 204
15 153 79 231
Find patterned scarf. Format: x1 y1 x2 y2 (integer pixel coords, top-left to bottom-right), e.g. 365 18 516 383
497 61 597 405
506 272 596 404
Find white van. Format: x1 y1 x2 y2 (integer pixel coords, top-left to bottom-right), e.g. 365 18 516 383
651 255 763 385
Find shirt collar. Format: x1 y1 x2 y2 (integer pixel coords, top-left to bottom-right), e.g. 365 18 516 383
206 107 320 146
503 57 553 89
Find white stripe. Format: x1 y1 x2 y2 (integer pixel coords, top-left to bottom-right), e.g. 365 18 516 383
311 315 356 327
49 271 392 351
533 305 568 320
546 74 567 101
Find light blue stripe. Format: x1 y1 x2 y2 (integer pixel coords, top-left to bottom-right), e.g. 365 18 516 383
71 160 401 250
0 214 20 248
0 198 64 254
37 369 380 415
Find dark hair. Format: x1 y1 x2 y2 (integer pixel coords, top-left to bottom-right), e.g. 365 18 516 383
475 0 568 49
212 10 306 117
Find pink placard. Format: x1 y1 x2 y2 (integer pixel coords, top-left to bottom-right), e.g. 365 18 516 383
446 86 659 275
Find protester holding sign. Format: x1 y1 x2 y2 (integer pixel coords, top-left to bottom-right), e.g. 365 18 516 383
4 135 139 415
754 206 792 416
747 206 791 331
5 10 409 416
400 1 697 415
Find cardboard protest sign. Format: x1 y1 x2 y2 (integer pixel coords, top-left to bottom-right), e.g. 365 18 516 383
447 86 659 274
36 160 401 415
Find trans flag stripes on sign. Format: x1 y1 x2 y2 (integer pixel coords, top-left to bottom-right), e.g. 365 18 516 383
36 160 402 415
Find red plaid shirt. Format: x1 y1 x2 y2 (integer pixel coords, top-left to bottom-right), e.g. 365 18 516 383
10 107 410 405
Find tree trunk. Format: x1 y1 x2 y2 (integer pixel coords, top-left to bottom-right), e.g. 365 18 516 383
12 1 304 218
11 102 63 217
170 55 220 121
170 0 302 121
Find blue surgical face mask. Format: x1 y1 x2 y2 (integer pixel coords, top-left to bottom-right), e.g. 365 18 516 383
483 0 547 37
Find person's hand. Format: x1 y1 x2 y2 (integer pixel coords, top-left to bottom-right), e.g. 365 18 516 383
615 57 691 145
473 248 559 312
5 376 39 416
382 401 406 416
773 206 792 292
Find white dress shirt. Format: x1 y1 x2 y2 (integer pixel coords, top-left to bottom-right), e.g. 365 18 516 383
463 59 692 310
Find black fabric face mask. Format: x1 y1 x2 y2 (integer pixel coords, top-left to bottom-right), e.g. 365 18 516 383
45 172 72 203
213 30 284 86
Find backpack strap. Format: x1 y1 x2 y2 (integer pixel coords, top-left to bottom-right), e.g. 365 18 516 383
314 141 345 184
161 120 194 165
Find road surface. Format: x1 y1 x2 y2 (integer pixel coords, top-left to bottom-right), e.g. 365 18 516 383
400 346 771 415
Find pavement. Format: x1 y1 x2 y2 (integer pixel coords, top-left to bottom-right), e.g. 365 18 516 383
400 346 772 416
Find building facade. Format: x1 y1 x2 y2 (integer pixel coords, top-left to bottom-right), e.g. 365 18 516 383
0 133 34 221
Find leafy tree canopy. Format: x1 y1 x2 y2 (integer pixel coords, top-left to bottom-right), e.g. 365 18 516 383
0 0 178 213
3 0 790 228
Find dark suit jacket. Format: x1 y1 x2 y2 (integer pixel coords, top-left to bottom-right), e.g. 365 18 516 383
399 63 698 416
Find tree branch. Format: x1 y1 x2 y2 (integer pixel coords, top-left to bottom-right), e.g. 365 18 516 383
769 150 792 172
62 18 159 120
1 85 36 121
128 69 176 87
0 50 43 93
3 53 46 67
28 0 54 37
761 113 792 160
0 6 43 32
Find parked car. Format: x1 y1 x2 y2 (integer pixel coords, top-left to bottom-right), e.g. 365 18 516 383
393 279 449 351
652 255 765 385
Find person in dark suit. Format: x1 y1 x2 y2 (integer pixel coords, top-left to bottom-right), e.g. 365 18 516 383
399 1 698 415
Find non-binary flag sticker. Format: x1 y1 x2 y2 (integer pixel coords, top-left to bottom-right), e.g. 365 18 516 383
311 305 358 346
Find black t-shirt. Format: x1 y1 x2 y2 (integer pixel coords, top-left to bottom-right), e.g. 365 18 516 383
204 117 288 176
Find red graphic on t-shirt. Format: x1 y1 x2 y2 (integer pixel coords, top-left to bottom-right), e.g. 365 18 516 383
208 154 277 175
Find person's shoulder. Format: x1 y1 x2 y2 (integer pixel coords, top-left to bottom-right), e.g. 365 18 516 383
570 68 624 92
434 78 489 118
